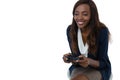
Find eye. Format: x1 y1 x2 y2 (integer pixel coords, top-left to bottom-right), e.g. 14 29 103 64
74 13 79 16
83 13 88 16
74 11 79 16
82 12 89 16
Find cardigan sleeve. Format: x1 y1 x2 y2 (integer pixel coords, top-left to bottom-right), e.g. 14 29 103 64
97 28 111 69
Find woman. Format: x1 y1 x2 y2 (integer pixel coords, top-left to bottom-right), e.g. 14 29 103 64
63 0 111 80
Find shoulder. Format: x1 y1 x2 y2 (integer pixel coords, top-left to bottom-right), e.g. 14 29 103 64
98 27 109 43
99 27 109 37
66 25 72 35
66 25 71 32
99 27 109 34
66 25 72 42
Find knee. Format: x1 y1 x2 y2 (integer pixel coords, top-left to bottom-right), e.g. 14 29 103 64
70 75 88 80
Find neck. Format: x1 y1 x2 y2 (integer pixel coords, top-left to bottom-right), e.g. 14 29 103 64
80 27 89 33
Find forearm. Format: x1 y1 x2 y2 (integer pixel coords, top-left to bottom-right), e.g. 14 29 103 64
88 58 100 68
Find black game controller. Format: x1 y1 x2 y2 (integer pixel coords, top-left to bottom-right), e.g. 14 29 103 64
66 55 83 62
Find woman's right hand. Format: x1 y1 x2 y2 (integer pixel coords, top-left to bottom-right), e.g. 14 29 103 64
63 53 71 63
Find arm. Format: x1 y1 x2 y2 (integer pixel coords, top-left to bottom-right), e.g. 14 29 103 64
97 28 111 69
76 28 110 68
88 28 110 69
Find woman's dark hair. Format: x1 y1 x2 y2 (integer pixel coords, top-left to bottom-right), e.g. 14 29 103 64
69 0 109 56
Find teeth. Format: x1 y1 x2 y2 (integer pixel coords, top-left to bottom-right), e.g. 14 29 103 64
78 22 84 25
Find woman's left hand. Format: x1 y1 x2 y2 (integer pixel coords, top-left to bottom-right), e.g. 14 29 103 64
75 55 89 68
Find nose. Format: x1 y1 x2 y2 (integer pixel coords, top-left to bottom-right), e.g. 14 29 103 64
77 14 83 20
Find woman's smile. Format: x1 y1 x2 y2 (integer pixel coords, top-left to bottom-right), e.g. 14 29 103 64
74 4 91 29
77 21 85 25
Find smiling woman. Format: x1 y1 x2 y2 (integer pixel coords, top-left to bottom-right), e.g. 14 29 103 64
0 0 118 80
63 0 112 80
73 4 91 30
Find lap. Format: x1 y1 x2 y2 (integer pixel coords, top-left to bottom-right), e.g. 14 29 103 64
70 67 102 80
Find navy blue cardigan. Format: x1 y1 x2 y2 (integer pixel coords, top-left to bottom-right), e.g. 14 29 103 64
66 26 111 80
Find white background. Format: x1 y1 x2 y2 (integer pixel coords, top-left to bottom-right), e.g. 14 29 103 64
0 0 119 80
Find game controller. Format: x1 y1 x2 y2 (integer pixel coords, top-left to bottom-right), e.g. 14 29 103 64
66 55 83 62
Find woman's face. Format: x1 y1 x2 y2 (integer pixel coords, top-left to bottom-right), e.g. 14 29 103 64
74 4 91 29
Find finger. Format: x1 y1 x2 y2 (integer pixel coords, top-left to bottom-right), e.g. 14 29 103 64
64 53 71 57
76 59 87 63
63 57 69 63
78 55 84 60
79 54 86 58
63 56 68 60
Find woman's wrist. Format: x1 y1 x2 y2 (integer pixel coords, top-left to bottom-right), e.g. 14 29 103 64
87 58 100 68
87 58 91 66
